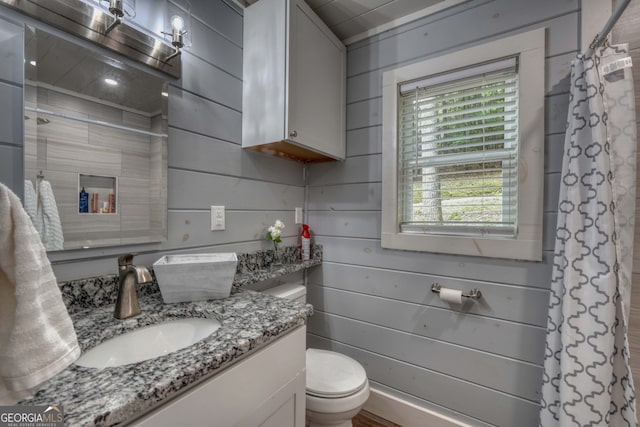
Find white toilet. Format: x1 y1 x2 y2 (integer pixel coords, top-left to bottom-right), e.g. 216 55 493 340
263 283 370 427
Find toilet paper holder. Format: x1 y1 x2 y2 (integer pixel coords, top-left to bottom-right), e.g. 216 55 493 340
431 283 482 299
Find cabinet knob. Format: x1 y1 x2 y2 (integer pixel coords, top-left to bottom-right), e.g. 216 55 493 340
289 130 298 138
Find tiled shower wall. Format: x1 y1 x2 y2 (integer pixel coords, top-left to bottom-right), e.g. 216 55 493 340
23 85 165 246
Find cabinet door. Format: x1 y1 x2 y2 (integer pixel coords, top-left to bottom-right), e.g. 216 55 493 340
128 327 306 427
261 396 296 427
242 0 288 147
236 373 306 427
288 0 345 160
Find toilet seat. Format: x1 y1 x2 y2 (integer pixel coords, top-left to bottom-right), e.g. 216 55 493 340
306 349 368 398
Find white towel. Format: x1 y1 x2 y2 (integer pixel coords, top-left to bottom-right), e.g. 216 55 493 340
23 180 38 232
0 183 79 396
37 180 64 251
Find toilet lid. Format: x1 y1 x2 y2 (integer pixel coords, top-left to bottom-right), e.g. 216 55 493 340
306 349 367 398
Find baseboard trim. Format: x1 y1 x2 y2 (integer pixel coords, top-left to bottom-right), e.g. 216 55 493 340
363 386 474 427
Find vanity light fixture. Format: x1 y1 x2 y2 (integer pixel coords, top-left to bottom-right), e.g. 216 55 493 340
102 0 136 35
162 0 192 62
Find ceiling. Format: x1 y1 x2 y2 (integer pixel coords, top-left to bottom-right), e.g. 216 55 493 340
23 0 455 114
245 0 451 42
306 0 449 41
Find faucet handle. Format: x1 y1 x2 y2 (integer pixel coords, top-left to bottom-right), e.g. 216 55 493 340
118 253 139 267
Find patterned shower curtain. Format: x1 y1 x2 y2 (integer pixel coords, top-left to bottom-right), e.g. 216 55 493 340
540 44 638 426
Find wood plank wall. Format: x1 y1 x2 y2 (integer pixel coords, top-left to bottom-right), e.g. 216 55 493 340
612 0 640 416
306 0 581 425
0 17 24 198
0 0 306 281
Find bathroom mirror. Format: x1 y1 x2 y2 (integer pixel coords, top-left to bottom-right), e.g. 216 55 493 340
23 25 168 251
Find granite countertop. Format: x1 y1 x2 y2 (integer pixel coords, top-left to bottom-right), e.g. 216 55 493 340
20 290 313 426
58 245 323 314
232 258 322 290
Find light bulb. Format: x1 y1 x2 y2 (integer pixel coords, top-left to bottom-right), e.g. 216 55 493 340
29 60 37 66
171 15 184 31
104 78 118 86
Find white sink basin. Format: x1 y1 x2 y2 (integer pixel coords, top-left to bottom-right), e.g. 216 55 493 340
76 318 222 369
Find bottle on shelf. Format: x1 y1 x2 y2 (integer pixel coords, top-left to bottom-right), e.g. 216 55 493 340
301 224 310 261
91 193 99 214
79 187 88 213
108 193 116 213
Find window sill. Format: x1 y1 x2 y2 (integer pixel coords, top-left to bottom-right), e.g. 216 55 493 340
381 230 542 261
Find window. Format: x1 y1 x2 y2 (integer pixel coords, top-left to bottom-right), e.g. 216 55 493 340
381 29 545 261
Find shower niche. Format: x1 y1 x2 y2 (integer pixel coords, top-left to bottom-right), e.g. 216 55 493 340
78 174 118 215
24 26 168 250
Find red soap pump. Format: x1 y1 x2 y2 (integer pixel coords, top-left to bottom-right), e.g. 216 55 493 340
301 224 311 261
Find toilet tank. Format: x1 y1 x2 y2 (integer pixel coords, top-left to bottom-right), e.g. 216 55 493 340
262 283 307 303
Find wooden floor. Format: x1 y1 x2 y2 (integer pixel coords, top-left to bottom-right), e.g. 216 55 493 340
353 410 402 427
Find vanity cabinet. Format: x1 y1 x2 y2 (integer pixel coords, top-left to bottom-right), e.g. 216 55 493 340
242 0 346 162
129 326 306 427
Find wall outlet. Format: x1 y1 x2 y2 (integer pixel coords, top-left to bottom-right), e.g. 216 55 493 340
295 207 303 224
211 206 225 231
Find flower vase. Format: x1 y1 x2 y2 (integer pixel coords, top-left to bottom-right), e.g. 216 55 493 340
272 242 282 266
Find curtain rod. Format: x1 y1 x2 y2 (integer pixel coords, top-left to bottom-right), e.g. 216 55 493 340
25 107 168 138
583 0 631 57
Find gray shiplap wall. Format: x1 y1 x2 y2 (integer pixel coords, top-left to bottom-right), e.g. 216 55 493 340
0 0 305 281
306 0 578 425
0 18 24 199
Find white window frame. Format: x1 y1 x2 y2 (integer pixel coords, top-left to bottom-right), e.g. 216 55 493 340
381 28 545 261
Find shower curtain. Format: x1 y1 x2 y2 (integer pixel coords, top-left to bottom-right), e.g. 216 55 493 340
540 44 638 426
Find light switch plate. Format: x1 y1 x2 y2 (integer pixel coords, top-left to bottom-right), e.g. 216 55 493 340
295 207 303 224
211 206 225 231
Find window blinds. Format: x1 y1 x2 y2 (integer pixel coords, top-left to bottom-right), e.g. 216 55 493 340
397 57 519 237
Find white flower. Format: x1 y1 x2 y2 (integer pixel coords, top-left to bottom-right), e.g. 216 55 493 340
267 220 285 243
268 225 281 239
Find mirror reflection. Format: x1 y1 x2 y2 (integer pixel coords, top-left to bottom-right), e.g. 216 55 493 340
23 26 168 251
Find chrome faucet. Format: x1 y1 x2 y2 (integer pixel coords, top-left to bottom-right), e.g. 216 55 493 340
114 253 153 319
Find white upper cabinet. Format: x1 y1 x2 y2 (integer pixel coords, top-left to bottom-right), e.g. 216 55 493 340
242 0 346 162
